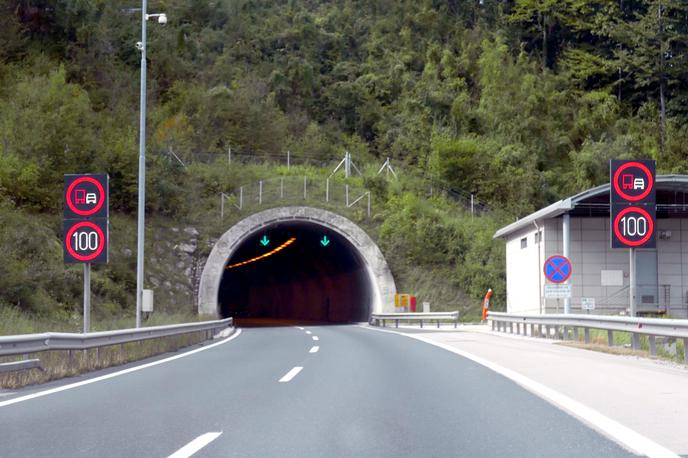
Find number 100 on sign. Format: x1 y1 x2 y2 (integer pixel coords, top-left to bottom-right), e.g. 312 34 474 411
64 219 109 263
611 205 655 248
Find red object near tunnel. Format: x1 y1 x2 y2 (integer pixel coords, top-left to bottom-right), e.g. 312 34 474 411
410 295 417 312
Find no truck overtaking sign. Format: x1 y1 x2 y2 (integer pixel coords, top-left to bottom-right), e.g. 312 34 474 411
610 160 656 248
64 174 109 219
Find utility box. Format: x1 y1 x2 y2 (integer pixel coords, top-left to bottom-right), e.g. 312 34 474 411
142 289 154 313
395 293 410 312
423 302 430 313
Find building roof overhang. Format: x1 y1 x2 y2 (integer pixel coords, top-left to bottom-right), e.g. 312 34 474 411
493 175 688 239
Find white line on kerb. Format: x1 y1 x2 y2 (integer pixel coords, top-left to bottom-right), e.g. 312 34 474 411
360 325 678 458
309 346 319 353
0 330 243 409
168 432 222 458
305 330 312 335
279 366 303 382
312 336 319 341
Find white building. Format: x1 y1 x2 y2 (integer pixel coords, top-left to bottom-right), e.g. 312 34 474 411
494 175 688 318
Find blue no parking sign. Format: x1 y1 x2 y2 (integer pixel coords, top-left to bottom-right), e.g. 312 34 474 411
543 255 572 284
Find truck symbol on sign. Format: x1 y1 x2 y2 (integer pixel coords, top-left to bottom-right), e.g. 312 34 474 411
74 189 86 204
622 174 645 191
74 190 97 205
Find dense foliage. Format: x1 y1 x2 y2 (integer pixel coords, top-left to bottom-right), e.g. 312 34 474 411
1 0 686 321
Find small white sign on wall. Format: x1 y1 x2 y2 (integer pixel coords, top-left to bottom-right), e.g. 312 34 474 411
581 297 595 310
601 270 623 286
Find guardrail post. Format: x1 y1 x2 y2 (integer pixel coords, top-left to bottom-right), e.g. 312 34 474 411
563 326 569 340
395 319 399 328
684 338 688 364
584 328 590 344
545 325 551 338
572 326 578 340
509 323 514 334
631 333 640 350
631 332 640 350
382 319 386 327
607 330 614 346
648 335 656 356
437 320 440 329
455 315 458 329
420 319 423 328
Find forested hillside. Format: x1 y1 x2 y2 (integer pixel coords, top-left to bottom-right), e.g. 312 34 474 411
1 0 686 323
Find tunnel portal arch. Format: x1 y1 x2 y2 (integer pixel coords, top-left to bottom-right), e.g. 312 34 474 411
198 206 396 319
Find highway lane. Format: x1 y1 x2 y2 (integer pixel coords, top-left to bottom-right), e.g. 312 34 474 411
0 325 633 457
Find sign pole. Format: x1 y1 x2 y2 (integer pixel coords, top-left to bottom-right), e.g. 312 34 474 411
84 263 91 333
629 247 636 317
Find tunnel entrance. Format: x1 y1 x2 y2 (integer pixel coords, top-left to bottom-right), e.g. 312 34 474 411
219 221 370 324
198 206 396 321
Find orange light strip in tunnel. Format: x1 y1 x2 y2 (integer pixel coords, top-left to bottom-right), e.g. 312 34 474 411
225 237 297 269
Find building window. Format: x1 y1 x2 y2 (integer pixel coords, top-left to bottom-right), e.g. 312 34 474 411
520 237 528 249
534 231 542 244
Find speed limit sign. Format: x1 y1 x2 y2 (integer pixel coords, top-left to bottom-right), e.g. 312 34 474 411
611 204 655 248
63 218 109 264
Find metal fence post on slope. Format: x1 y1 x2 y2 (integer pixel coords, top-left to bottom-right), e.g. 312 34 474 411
220 193 224 219
239 186 243 210
367 192 371 217
280 177 284 199
228 146 231 165
346 184 349 206
470 194 474 219
326 178 330 202
259 180 263 205
304 176 307 200
287 150 291 169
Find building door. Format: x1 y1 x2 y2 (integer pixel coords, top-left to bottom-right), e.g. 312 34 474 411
636 250 658 307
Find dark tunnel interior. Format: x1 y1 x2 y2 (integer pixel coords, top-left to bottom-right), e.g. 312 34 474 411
219 221 372 325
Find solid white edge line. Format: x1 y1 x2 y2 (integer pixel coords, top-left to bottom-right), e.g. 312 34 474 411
360 325 678 458
309 346 319 353
0 329 243 409
168 432 222 458
278 366 303 382
312 336 319 341
305 330 312 335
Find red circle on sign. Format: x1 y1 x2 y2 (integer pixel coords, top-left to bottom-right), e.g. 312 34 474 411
66 176 105 217
66 221 105 262
612 162 654 202
543 255 572 284
613 206 654 247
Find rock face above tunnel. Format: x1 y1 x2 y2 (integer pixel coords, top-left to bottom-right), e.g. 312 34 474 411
197 206 396 318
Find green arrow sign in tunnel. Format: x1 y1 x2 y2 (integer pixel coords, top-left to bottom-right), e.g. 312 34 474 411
198 207 397 324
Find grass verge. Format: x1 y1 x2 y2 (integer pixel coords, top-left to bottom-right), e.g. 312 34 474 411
0 330 216 389
556 328 686 365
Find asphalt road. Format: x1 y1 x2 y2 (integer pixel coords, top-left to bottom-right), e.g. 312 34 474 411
0 325 633 457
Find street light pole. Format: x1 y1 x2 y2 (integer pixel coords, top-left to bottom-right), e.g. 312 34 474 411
135 0 148 328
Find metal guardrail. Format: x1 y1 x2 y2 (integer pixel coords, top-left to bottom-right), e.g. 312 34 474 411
488 312 688 363
0 359 41 374
0 318 233 358
371 312 459 329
